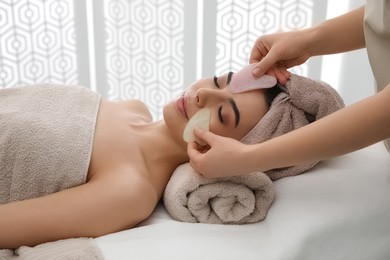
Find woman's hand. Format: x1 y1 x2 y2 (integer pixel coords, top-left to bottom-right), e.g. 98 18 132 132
187 128 252 178
249 30 312 84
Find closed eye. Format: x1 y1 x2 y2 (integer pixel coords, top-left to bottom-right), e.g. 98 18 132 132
227 71 233 85
213 76 220 89
229 98 240 127
218 106 224 123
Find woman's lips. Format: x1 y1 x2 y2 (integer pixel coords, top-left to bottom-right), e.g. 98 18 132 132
177 92 189 119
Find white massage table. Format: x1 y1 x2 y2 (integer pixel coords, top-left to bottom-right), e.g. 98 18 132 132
96 142 390 260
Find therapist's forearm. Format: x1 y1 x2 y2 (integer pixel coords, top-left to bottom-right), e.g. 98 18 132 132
306 6 366 56
247 85 390 172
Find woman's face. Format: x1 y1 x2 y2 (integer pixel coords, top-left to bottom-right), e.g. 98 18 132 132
163 72 268 143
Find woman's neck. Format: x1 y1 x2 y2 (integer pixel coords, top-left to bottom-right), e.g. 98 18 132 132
133 120 189 171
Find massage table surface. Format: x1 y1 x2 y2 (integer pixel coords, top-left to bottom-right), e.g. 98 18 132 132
96 142 390 260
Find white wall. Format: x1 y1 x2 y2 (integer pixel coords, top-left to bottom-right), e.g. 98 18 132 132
321 0 374 105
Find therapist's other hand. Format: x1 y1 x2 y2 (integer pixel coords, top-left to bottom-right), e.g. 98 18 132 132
249 30 311 84
187 128 251 179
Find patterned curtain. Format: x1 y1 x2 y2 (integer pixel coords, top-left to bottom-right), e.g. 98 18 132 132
0 0 79 87
214 0 314 77
0 0 326 119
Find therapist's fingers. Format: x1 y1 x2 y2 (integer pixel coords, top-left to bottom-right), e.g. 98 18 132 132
273 63 291 84
249 40 268 64
187 128 221 175
187 129 214 156
187 141 206 174
187 140 202 157
251 50 280 78
194 127 217 145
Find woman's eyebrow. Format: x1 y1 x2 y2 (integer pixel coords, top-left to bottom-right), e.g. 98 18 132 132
227 71 233 85
229 98 240 127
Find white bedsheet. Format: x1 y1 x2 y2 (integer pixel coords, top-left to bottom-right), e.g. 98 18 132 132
96 142 390 260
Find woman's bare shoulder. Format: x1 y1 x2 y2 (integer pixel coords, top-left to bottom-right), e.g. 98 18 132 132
121 99 153 122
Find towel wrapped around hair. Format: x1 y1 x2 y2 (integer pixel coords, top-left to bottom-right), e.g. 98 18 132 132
163 163 275 224
241 74 345 180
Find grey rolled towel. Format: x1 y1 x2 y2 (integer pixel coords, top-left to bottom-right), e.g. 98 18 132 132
163 163 275 224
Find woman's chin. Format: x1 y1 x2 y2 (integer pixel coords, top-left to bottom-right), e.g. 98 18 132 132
163 103 186 138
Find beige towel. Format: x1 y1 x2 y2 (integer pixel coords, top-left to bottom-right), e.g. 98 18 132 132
0 84 100 204
0 84 102 258
241 74 345 180
163 163 274 224
0 238 104 260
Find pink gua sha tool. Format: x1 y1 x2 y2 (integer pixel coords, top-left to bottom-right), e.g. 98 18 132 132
229 63 277 94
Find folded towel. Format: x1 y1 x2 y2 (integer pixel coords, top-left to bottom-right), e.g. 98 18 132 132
0 84 101 204
0 238 104 260
241 74 345 180
163 163 274 224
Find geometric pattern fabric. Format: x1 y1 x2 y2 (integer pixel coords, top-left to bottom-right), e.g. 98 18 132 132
0 0 315 119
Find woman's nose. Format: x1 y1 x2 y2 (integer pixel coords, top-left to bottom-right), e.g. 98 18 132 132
195 88 230 107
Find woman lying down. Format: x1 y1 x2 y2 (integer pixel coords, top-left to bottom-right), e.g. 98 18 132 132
0 64 344 249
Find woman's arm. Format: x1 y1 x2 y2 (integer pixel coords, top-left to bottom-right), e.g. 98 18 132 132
307 6 366 56
0 173 157 249
246 84 390 172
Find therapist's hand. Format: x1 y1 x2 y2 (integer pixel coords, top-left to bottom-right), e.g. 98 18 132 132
249 30 312 84
187 128 252 178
